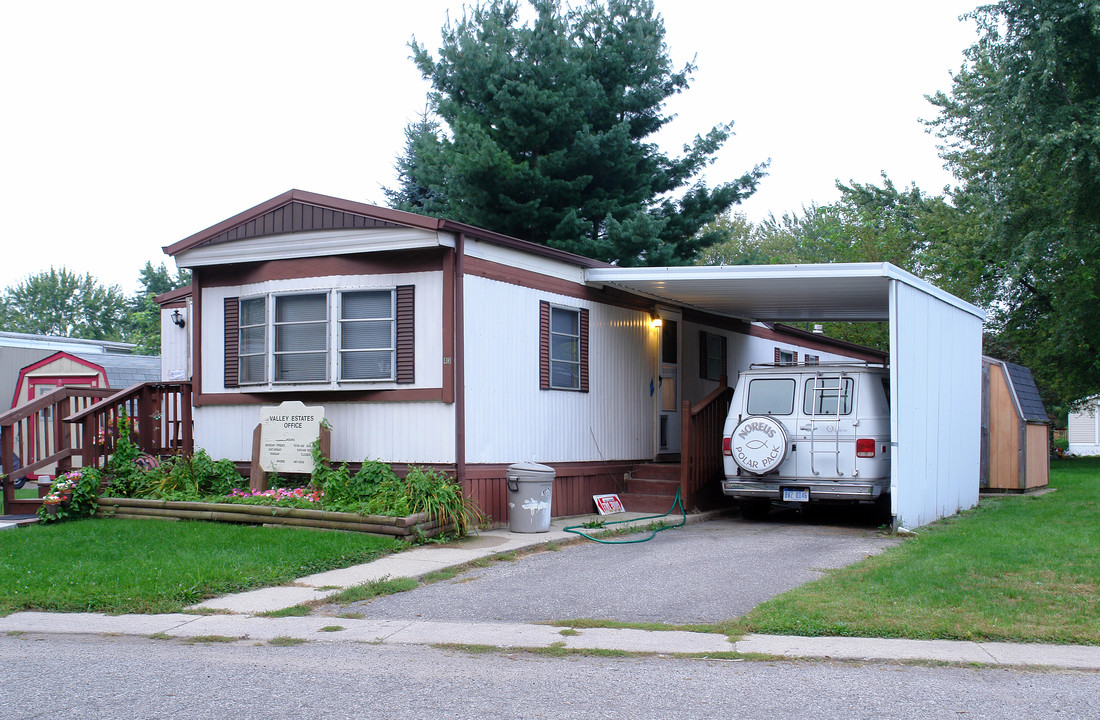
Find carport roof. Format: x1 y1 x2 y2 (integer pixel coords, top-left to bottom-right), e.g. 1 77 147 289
585 262 985 323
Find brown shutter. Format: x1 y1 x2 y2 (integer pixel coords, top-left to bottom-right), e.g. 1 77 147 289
539 301 550 389
579 307 589 393
224 298 239 388
395 285 415 383
774 347 781 364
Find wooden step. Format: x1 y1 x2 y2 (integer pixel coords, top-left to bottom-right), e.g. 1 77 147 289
631 463 681 482
625 476 679 495
618 492 683 514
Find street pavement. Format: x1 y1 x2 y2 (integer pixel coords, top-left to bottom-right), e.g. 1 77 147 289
2 509 1098 670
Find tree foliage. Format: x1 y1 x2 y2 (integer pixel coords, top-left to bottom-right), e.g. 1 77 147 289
0 268 130 340
0 262 190 354
388 0 765 265
927 0 1100 405
126 262 191 355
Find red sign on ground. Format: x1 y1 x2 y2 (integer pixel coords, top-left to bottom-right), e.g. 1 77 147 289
593 493 624 515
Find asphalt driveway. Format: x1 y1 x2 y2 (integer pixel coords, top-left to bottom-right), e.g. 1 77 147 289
324 509 900 626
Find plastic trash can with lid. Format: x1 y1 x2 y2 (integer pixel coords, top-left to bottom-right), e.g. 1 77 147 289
506 461 555 533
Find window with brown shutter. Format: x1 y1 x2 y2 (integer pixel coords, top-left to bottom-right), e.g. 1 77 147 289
540 300 588 392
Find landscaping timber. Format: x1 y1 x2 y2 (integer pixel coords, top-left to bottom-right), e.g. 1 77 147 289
96 497 454 539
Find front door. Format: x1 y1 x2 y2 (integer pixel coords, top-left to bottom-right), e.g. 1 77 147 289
657 308 681 454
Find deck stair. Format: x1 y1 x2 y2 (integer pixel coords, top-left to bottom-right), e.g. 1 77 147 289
619 462 682 513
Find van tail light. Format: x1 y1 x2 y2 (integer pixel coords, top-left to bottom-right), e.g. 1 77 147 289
856 438 875 458
722 437 732 456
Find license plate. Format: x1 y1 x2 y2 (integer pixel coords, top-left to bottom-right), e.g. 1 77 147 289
782 488 810 502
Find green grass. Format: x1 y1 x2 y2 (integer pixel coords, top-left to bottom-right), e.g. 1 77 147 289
0 517 402 615
736 457 1100 645
324 576 419 604
0 486 40 515
258 604 312 618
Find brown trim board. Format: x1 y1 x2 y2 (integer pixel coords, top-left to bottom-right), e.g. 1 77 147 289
199 249 445 288
193 387 446 406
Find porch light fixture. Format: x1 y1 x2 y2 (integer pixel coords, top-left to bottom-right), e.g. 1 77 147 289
171 308 186 328
650 314 663 329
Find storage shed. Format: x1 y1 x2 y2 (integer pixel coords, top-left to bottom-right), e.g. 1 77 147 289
980 357 1049 491
1067 398 1100 455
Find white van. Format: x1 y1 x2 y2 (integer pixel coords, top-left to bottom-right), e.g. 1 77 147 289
721 363 891 520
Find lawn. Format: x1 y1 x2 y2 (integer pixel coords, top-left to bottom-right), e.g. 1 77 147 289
735 457 1100 645
0 517 402 615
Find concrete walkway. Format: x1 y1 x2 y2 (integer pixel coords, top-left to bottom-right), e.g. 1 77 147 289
2 511 1098 670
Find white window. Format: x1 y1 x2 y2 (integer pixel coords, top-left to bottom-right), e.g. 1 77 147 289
238 297 267 384
274 293 329 382
237 289 399 386
549 306 581 390
339 291 394 381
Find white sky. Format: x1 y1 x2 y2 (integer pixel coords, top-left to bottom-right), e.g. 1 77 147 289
0 0 979 295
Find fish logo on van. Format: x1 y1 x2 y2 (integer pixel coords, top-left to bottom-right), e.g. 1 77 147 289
731 416 788 473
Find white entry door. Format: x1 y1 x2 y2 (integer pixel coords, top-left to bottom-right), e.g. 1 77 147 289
657 308 681 454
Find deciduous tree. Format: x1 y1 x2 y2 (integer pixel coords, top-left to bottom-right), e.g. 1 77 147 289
928 0 1100 405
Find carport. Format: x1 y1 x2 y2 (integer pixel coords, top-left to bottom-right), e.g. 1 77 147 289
586 262 986 529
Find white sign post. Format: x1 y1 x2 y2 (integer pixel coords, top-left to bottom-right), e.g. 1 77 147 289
250 401 325 490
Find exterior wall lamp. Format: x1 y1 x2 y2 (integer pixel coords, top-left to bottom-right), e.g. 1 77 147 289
650 314 663 329
171 308 186 328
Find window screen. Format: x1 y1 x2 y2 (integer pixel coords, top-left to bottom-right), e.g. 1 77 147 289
340 290 394 380
238 297 267 384
550 306 580 389
274 294 328 382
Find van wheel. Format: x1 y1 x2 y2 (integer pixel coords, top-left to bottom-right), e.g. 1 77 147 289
739 499 771 521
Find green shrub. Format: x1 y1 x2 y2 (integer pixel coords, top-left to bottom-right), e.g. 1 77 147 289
36 468 101 524
1053 437 1069 452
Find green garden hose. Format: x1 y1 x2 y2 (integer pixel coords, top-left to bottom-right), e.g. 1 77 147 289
563 488 687 544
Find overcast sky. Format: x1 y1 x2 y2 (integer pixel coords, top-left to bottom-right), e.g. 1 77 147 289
0 0 979 295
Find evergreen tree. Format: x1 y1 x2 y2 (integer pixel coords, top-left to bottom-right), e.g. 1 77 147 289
389 0 765 265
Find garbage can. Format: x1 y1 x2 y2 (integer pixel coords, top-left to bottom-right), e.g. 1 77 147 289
506 461 555 533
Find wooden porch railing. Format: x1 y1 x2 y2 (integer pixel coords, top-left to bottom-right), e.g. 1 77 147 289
1 382 193 515
679 375 734 512
68 381 193 471
1 386 115 515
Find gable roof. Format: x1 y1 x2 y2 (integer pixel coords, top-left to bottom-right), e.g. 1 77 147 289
73 353 161 390
163 189 610 270
1001 360 1050 423
984 356 1049 423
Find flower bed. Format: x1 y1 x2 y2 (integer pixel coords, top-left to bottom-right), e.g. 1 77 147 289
96 497 457 539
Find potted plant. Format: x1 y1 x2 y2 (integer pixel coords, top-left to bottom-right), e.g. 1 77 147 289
42 493 62 516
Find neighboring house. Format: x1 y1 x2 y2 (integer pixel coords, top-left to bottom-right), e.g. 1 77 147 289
1067 398 1100 455
0 332 139 414
162 189 984 528
6 349 161 483
9 351 161 409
